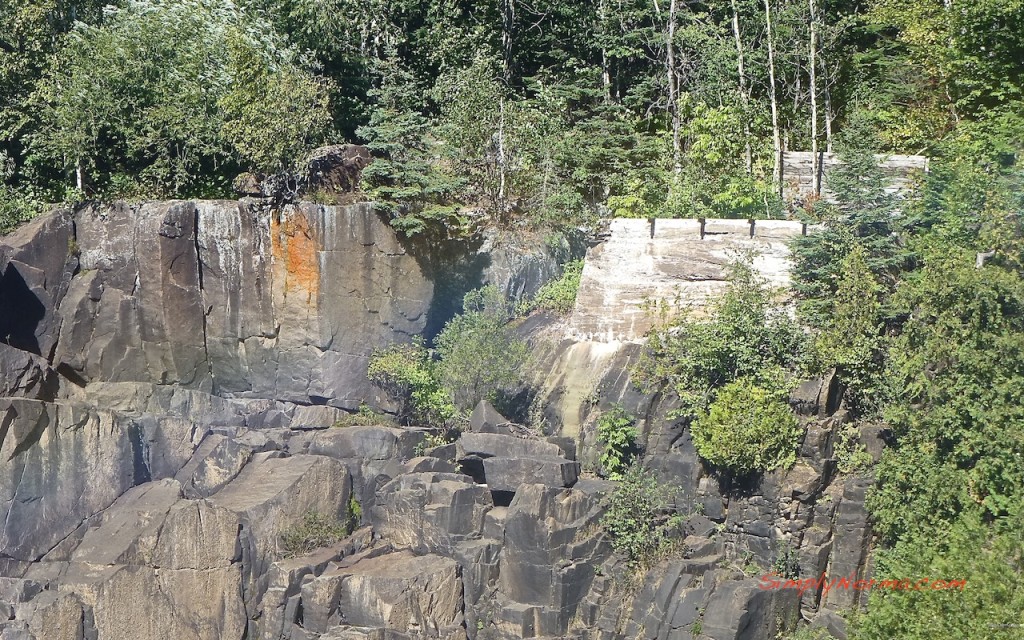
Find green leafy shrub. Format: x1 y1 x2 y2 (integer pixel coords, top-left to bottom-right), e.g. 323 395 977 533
853 513 1024 639
596 405 639 479
346 495 362 532
833 424 874 474
532 260 583 314
367 339 456 427
332 403 395 428
690 376 802 475
434 287 528 410
600 463 683 565
280 511 349 558
0 188 39 235
0 153 40 235
633 260 806 419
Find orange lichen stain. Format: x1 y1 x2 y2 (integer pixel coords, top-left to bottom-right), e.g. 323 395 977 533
270 210 320 302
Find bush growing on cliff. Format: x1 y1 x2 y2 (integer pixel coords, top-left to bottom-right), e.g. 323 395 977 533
690 375 802 475
367 339 456 427
434 286 528 411
532 260 584 315
596 404 639 479
279 511 349 558
633 260 805 419
600 463 683 565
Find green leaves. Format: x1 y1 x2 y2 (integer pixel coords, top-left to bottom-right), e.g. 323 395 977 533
854 513 1024 640
435 287 529 411
368 286 528 423
599 463 681 564
367 338 456 428
633 260 806 419
531 260 584 315
27 0 331 197
596 405 639 479
691 376 803 475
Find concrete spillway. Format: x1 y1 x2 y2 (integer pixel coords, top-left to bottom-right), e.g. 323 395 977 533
569 217 805 342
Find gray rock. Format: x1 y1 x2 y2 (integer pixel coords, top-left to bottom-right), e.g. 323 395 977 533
809 609 848 640
301 426 423 461
37 201 434 411
457 433 562 460
0 208 77 359
469 401 513 434
0 399 201 561
700 578 800 640
300 551 464 637
482 456 580 491
372 473 493 555
0 345 56 401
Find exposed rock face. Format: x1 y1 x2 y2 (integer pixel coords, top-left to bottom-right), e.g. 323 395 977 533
0 203 875 640
48 200 432 409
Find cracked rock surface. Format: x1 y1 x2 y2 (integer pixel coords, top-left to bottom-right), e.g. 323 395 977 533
0 203 871 640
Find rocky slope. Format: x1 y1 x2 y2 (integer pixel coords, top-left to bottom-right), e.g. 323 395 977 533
0 201 871 639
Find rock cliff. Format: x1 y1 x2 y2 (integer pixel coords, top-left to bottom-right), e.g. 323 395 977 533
0 201 871 640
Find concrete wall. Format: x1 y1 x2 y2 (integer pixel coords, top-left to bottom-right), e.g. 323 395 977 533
569 218 804 341
782 151 928 203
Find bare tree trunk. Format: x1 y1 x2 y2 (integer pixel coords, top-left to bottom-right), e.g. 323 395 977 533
764 0 782 194
502 0 515 81
731 0 752 173
498 97 507 220
667 0 681 177
76 158 84 192
809 0 820 195
600 0 613 102
824 79 834 151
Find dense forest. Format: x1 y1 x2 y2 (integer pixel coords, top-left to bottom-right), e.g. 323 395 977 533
2 0 1021 233
3 0 1024 637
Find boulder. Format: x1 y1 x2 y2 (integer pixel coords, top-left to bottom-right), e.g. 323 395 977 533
0 208 77 359
456 433 562 460
700 578 800 640
482 456 579 491
497 485 603 634
303 145 373 196
300 551 463 637
372 473 492 555
0 345 57 401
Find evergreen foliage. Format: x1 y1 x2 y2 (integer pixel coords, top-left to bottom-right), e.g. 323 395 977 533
690 376 803 474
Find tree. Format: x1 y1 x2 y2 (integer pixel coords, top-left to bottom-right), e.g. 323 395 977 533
853 514 1024 639
357 52 467 237
27 0 331 197
791 141 905 328
809 245 886 414
633 260 806 418
434 286 529 410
